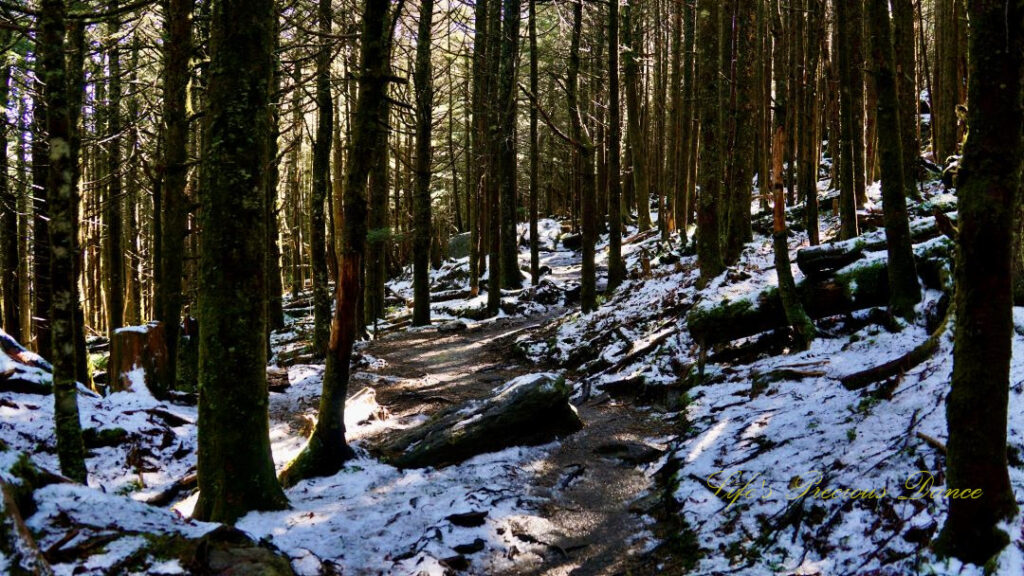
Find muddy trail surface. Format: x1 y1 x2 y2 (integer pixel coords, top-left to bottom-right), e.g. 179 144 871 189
358 311 682 576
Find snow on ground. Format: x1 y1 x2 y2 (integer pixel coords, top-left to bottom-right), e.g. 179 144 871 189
6 179 1024 574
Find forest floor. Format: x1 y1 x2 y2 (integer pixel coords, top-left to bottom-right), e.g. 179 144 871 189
359 310 674 575
9 186 1024 575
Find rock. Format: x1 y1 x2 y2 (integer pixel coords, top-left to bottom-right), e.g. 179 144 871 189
447 510 488 527
438 320 468 334
452 539 486 555
449 232 473 260
181 526 295 576
560 233 583 251
267 366 290 393
377 373 583 469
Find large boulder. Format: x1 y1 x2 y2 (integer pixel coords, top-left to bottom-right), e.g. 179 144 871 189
378 373 583 469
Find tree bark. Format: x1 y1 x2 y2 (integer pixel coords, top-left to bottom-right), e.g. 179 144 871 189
497 0 522 292
157 0 193 392
310 0 334 356
279 0 398 488
696 0 723 283
192 0 288 522
623 0 651 231
607 0 625 291
104 1 125 338
40 0 88 484
412 0 435 326
867 0 920 320
935 0 1022 563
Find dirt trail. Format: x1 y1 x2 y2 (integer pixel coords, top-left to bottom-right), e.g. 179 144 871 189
360 311 677 576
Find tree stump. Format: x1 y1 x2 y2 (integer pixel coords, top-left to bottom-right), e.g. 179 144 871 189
109 322 169 397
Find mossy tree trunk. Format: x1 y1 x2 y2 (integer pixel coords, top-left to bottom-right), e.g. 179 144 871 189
696 0 724 284
40 0 88 484
192 0 288 523
771 123 814 351
279 0 398 488
934 0 1022 563
310 0 334 356
412 0 435 326
566 0 596 313
867 0 919 320
157 0 193 391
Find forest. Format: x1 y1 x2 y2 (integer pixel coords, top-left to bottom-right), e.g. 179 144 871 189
0 0 1023 573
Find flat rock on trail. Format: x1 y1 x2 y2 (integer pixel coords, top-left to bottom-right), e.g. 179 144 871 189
360 312 678 575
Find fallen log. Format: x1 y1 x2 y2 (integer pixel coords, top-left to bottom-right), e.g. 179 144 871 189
838 310 949 390
376 373 583 469
1 330 53 394
687 239 953 346
796 214 954 275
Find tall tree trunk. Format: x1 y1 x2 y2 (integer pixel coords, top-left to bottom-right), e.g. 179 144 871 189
891 0 919 198
497 0 522 291
40 0 88 483
867 0 919 320
412 0 435 326
66 11 89 388
724 0 757 263
104 2 124 337
835 0 859 239
0 58 18 340
266 14 286 334
771 125 814 350
157 0 193 392
192 0 288 522
932 0 960 165
607 0 625 290
567 0 596 313
696 0 723 283
528 0 540 285
799 0 822 246
935 0 1022 563
485 0 502 316
279 0 398 488
680 0 696 232
623 0 651 231
32 78 51 358
310 0 334 356
469 0 489 298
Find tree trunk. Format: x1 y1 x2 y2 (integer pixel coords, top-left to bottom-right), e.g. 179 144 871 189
934 0 1021 563
32 79 51 359
157 0 193 392
0 61 18 341
192 0 288 523
623 0 651 231
867 0 920 320
696 0 723 283
412 0 435 326
528 0 540 286
724 0 757 263
835 0 861 237
310 0 334 356
607 0 625 291
279 0 397 489
104 2 124 338
40 0 88 484
891 0 919 198
497 0 522 293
